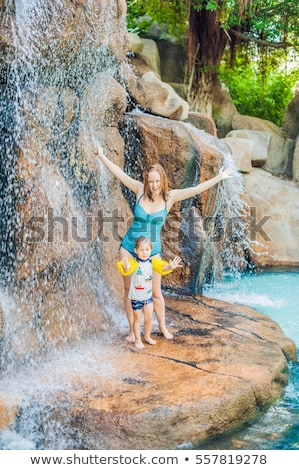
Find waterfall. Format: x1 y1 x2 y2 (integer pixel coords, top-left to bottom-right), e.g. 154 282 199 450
183 124 249 290
0 0 128 364
0 0 129 449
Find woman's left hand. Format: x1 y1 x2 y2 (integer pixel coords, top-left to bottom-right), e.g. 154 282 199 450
169 256 183 270
219 167 233 180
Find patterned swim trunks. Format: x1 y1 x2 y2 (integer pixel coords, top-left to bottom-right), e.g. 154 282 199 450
131 297 153 311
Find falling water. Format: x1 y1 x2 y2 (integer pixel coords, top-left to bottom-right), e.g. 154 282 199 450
183 125 249 288
0 0 127 362
0 0 129 447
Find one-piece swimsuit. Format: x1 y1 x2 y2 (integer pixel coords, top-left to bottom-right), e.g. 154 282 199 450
120 194 167 256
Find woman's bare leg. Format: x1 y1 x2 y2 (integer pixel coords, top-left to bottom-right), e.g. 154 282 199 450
152 270 174 339
119 247 135 342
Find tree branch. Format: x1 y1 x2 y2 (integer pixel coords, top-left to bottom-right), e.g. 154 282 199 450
230 29 299 49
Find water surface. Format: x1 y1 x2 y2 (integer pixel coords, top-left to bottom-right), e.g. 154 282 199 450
200 268 299 450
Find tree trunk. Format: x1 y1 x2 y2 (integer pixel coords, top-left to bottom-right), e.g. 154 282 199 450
187 3 228 115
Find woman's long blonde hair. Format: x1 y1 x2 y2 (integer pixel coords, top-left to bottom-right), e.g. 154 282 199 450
143 164 169 202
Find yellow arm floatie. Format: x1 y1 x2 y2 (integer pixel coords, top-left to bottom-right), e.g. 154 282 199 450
117 258 138 276
152 258 173 276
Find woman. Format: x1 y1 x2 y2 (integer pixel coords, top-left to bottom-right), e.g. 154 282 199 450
96 144 233 342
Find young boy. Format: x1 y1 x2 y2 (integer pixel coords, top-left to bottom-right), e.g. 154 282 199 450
117 236 182 349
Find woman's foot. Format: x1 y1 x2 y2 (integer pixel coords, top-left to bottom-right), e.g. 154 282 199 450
126 332 135 343
144 336 156 345
160 328 173 339
135 340 145 349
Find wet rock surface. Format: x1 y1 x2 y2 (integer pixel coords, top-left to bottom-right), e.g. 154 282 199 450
1 293 295 450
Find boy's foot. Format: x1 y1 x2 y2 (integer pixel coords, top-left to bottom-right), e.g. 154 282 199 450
135 340 145 349
145 337 156 345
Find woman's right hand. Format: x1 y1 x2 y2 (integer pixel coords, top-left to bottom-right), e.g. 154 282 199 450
94 143 142 194
122 257 130 272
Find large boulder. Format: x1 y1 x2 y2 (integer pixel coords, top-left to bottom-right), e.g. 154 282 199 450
119 111 246 291
225 130 271 168
221 137 253 173
138 71 189 120
156 38 187 84
232 115 294 175
293 136 299 182
282 93 299 140
184 111 217 136
126 58 189 120
243 168 299 266
127 33 161 76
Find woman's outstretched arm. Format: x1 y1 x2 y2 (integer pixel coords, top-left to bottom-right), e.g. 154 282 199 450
168 167 233 207
95 145 143 194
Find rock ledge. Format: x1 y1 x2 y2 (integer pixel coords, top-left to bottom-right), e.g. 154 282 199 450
1 293 295 450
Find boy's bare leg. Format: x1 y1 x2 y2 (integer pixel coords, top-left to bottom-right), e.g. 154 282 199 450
143 303 156 345
133 309 144 349
152 270 173 339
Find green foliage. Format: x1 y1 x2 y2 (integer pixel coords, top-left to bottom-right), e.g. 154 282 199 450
190 0 219 11
204 0 220 11
239 0 299 42
219 59 298 125
126 0 299 123
126 0 188 39
126 1 152 35
127 1 299 45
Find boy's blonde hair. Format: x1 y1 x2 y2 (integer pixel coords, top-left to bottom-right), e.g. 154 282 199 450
135 236 152 250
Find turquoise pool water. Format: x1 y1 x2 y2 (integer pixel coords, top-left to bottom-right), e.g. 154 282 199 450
201 268 299 450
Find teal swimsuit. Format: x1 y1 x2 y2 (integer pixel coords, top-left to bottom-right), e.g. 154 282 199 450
120 195 168 256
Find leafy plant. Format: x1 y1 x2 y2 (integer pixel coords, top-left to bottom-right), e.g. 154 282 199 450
220 55 298 125
126 0 188 39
